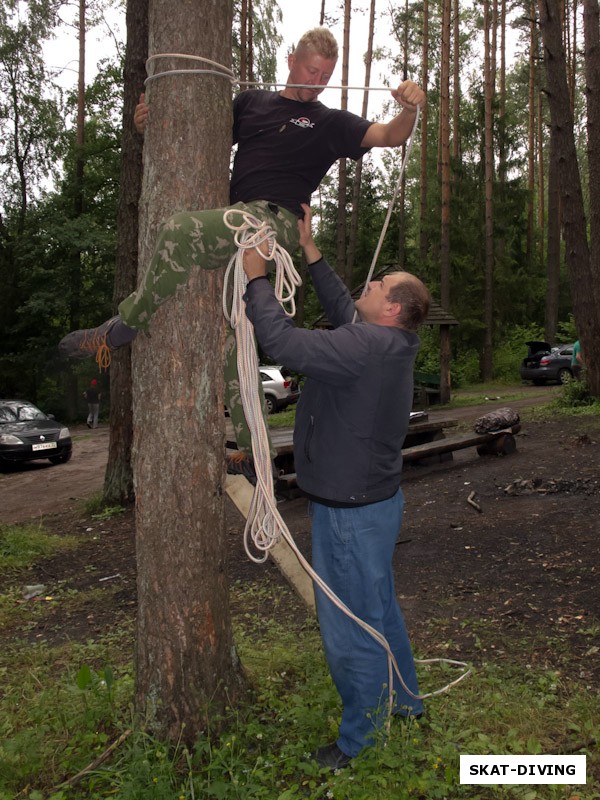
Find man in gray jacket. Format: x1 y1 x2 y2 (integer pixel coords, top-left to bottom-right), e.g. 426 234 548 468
243 205 430 770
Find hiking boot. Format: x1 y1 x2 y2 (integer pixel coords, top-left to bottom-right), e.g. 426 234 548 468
225 453 280 487
58 316 137 369
312 742 353 771
226 452 257 485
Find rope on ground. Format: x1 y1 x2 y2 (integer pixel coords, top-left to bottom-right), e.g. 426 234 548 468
222 211 471 710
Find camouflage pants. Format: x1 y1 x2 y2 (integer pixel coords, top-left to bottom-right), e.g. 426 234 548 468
118 200 300 455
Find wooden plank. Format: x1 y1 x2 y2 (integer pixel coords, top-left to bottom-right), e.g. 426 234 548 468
224 474 316 614
402 427 520 462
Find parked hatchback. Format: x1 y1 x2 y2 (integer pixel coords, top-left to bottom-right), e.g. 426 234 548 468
0 400 73 467
520 341 575 385
260 366 301 414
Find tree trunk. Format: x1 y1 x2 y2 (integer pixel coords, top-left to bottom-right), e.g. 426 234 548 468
452 0 460 162
482 0 495 381
337 0 351 285
527 2 536 271
583 0 600 310
439 0 451 403
537 0 600 396
347 0 375 280
103 0 148 505
545 128 561 343
419 0 429 264
133 0 243 743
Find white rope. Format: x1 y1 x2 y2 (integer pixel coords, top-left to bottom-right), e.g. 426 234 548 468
222 211 471 709
222 210 302 564
352 105 420 322
144 53 402 93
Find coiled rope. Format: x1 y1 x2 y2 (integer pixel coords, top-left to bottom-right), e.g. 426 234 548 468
153 53 471 710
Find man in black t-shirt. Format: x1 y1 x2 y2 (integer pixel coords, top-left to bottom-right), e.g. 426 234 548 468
59 27 425 457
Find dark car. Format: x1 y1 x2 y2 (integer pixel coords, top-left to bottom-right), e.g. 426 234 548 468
520 341 575 385
0 400 73 467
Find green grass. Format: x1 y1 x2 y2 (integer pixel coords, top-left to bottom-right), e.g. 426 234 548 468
0 571 598 799
0 523 79 571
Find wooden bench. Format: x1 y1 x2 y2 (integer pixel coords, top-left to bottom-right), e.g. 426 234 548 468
402 425 521 462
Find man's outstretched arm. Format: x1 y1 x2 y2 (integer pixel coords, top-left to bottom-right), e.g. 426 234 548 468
361 80 425 148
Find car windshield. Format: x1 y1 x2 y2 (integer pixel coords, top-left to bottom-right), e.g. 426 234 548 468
0 403 46 423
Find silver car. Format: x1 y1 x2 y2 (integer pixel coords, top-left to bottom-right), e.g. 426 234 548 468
260 366 301 414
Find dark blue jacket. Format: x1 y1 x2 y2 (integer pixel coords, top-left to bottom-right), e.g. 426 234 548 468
243 259 420 504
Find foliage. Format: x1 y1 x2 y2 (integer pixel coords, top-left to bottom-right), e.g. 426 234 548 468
552 378 597 410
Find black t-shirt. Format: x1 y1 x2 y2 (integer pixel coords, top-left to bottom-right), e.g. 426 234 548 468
230 90 373 216
85 387 100 403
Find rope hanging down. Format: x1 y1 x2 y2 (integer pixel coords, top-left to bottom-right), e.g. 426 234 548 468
222 210 471 710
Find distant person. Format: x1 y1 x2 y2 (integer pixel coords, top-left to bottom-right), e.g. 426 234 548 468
84 379 101 429
572 340 584 381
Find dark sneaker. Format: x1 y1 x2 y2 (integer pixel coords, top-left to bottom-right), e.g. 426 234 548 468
58 316 136 369
225 454 280 487
226 452 257 485
312 742 352 771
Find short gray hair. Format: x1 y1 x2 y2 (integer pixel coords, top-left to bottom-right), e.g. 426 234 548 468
386 273 430 331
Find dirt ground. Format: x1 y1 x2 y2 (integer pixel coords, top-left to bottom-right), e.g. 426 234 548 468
1 388 599 689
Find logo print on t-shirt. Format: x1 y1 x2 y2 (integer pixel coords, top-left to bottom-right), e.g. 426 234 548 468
290 116 315 129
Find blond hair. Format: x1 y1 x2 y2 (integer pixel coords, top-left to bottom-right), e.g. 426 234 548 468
294 27 339 61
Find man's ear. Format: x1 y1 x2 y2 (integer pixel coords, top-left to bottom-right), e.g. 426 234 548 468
287 53 295 70
385 301 402 319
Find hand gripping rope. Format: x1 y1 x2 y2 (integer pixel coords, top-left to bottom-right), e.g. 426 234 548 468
150 54 471 714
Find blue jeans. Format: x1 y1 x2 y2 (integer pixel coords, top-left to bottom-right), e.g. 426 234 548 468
311 488 423 757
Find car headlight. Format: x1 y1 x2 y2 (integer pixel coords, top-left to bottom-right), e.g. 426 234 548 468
58 427 70 440
0 434 24 445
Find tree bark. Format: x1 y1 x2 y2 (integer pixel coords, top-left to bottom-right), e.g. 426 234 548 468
337 0 351 285
545 127 561 343
133 0 243 743
103 0 149 506
537 0 600 396
481 0 495 381
419 0 429 264
583 0 600 309
439 0 451 403
347 0 375 280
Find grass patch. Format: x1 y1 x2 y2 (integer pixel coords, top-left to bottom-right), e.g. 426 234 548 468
268 407 296 428
0 579 598 799
0 523 79 572
81 492 126 519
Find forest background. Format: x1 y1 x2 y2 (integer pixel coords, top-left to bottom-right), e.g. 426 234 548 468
0 0 598 417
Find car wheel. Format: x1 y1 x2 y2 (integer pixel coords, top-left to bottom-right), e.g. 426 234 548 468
49 451 72 465
557 368 572 384
264 395 276 415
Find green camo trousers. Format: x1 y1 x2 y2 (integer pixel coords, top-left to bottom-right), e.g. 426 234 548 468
118 200 300 456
